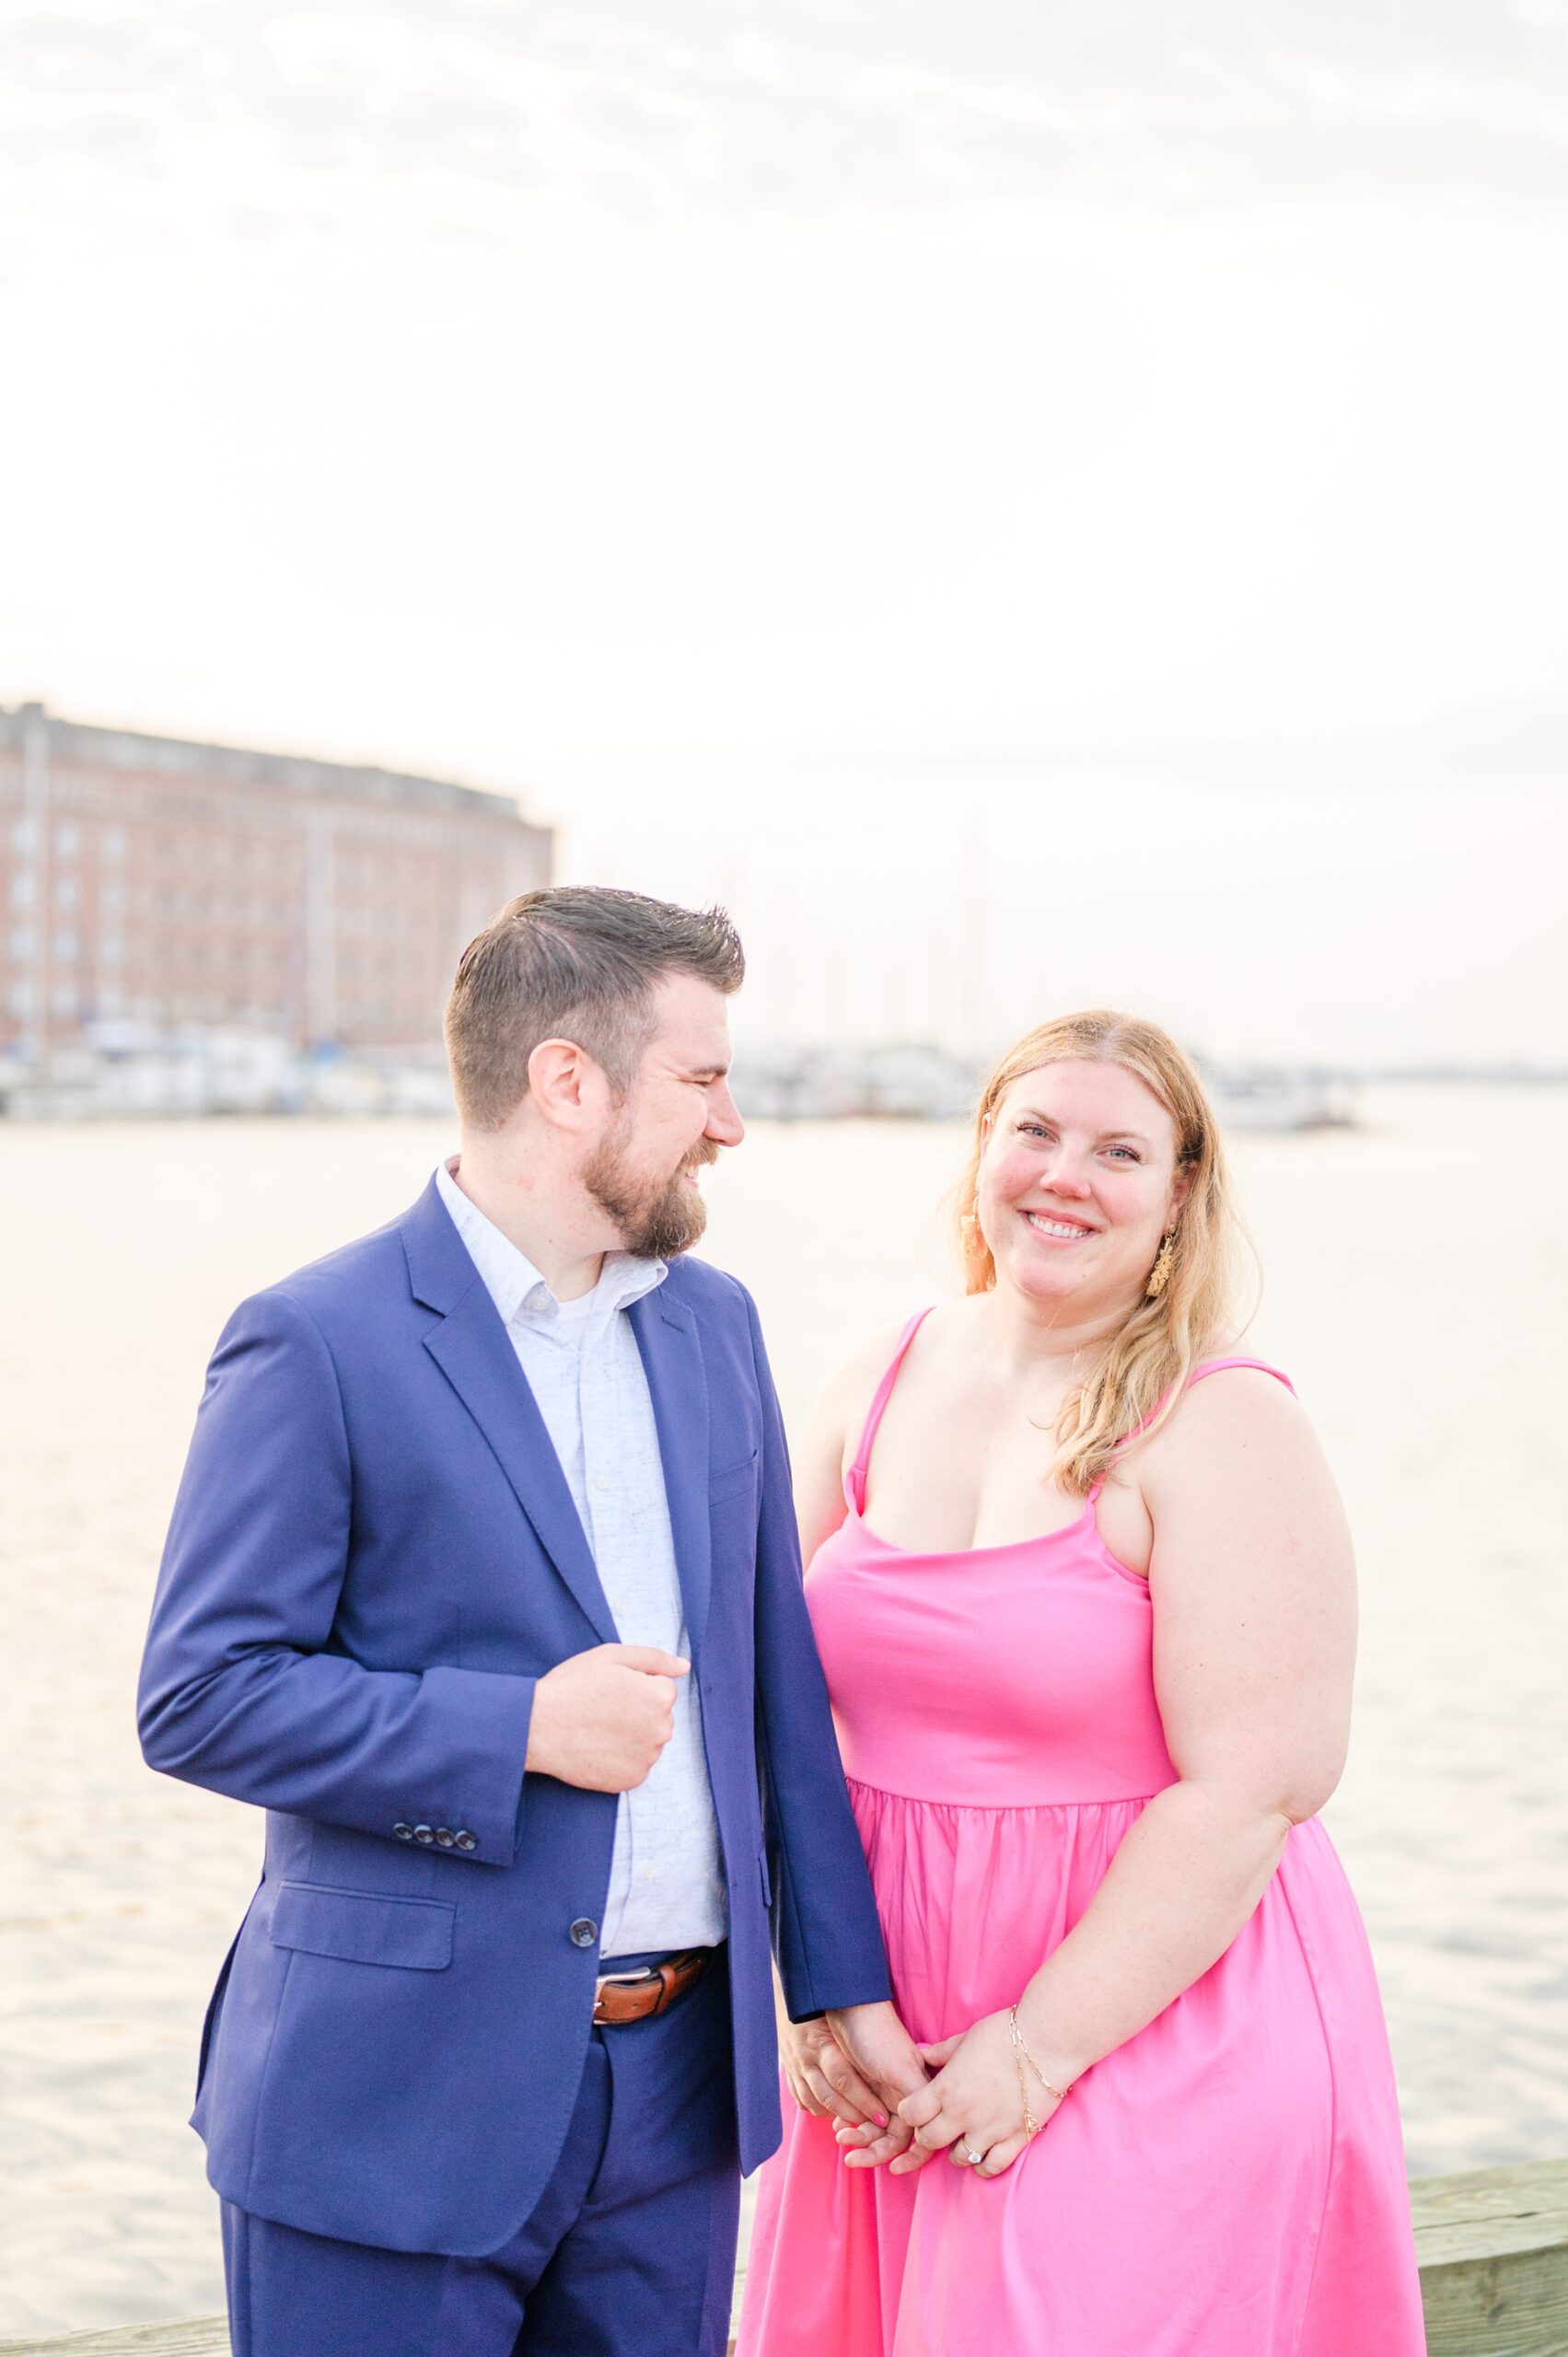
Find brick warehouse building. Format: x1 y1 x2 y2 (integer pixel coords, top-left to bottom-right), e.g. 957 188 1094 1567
0 704 552 1058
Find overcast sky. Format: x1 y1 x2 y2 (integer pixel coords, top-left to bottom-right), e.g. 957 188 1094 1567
3 3 1565 1061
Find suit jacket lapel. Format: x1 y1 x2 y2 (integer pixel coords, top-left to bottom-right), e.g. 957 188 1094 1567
402 1180 619 1645
630 1288 712 1660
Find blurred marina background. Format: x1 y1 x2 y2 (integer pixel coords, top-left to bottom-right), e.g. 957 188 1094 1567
3 0 1567 2337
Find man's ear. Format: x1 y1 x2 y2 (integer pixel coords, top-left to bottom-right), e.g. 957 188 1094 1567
525 1038 599 1132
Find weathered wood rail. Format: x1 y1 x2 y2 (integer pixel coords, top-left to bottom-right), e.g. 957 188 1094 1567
2 2159 1563 2356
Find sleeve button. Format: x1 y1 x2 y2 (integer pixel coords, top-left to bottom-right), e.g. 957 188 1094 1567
393 1823 414 1840
412 1825 436 1846
454 1830 477 1852
435 1828 455 1848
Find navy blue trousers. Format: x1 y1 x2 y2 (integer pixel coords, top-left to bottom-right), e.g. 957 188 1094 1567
221 1951 740 2357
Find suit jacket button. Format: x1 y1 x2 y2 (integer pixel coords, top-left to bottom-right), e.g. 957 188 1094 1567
454 1830 477 1852
435 1828 455 1848
413 1824 436 1845
393 1822 414 1840
569 1918 598 1948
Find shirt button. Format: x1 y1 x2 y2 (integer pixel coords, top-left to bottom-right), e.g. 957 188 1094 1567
570 1918 598 1948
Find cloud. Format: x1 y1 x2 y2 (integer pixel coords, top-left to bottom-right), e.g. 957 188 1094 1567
2 0 1566 249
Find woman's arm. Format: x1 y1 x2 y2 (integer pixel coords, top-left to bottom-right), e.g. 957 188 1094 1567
885 1369 1357 2177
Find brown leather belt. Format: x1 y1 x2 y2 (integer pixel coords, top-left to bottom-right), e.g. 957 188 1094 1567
592 1948 714 2027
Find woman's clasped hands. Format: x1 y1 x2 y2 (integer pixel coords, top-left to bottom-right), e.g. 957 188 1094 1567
829 2007 1066 2179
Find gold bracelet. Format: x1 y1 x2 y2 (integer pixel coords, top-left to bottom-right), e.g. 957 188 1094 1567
1008 2006 1071 2106
1012 2038 1039 2139
1005 2011 1040 2135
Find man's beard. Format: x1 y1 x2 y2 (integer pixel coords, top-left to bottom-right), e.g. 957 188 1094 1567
583 1124 717 1260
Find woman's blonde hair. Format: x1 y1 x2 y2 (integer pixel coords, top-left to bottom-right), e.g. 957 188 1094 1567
955 1009 1258 1496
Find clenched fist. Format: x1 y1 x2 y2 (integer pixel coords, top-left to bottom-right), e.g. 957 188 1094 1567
525 1643 689 1793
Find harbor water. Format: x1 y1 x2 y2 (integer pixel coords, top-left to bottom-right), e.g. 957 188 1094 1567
2 1087 1565 2335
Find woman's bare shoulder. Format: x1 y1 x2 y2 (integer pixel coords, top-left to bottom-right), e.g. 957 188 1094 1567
1189 1340 1302 1405
816 1315 923 1422
1144 1348 1318 1490
814 1303 955 1444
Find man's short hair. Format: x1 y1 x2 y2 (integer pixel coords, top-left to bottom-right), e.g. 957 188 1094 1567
444 886 745 1130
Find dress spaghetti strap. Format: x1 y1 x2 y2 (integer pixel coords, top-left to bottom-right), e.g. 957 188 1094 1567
1086 1356 1295 1502
844 1309 934 1513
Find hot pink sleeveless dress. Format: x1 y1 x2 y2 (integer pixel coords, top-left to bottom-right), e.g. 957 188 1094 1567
737 1314 1426 2357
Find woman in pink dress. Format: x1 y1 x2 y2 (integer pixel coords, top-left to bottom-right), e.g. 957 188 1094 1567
738 1010 1425 2357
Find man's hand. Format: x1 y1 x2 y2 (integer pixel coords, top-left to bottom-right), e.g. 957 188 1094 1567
525 1644 689 1792
823 2000 931 2168
780 2016 891 2131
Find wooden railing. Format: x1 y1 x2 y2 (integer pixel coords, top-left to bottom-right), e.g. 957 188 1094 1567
2 2159 1564 2356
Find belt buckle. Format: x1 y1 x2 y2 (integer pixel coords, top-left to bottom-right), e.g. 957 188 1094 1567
595 1962 660 1993
592 1952 710 2028
592 1961 669 2030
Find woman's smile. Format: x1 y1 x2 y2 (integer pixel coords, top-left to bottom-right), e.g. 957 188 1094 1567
1022 1210 1098 1244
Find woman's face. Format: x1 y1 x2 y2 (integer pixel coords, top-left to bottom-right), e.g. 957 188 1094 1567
977 1059 1191 1319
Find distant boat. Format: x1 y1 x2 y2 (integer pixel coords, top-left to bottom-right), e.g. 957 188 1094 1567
730 1042 981 1121
0 1026 456 1120
1207 1069 1358 1133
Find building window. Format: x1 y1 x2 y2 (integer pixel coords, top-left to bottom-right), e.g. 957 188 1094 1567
54 822 79 857
11 818 37 853
55 928 79 962
8 981 33 1016
101 933 123 964
52 981 76 1015
103 827 128 863
9 926 32 960
10 873 35 907
55 874 79 910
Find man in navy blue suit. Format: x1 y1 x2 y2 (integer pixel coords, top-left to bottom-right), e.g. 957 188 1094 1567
139 888 923 2356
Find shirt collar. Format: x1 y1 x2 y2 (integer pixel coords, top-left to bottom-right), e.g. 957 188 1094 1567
435 1159 667 1329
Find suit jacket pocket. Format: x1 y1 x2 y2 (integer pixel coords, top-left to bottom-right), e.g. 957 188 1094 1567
269 1881 456 1971
709 1449 760 1504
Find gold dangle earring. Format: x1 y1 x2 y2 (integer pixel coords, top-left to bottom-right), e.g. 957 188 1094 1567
1145 1226 1177 1298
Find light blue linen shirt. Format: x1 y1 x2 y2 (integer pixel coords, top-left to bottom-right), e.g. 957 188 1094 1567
435 1160 727 1958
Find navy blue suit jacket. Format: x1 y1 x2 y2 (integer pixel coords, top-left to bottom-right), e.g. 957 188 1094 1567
137 1179 890 2257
